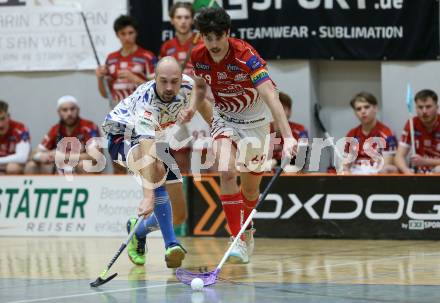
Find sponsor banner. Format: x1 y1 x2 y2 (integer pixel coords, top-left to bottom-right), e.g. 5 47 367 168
0 0 126 71
0 176 150 236
131 0 439 60
188 175 440 239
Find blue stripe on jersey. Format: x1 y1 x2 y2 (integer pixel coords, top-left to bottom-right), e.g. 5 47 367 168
142 82 156 104
181 84 192 90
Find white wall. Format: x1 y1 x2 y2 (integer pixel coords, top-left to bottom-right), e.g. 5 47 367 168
268 60 313 129
316 60 381 139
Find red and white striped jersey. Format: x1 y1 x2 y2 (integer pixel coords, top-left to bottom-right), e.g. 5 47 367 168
160 33 202 76
400 115 440 172
191 38 272 129
0 120 30 157
346 121 397 167
106 47 157 102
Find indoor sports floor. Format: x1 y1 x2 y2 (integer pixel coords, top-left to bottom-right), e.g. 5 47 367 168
1 237 440 303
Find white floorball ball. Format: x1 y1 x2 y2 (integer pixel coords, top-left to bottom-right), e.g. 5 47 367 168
190 278 204 291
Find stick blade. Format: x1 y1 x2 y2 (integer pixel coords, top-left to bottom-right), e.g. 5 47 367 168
176 268 219 286
89 273 118 287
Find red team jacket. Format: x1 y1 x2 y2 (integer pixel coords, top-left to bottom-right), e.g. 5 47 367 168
160 34 203 76
345 121 397 167
400 115 440 172
191 38 272 120
0 120 30 157
106 47 157 102
40 118 100 152
270 122 308 162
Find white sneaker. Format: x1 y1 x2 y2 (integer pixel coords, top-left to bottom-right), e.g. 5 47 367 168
244 228 255 256
226 237 249 264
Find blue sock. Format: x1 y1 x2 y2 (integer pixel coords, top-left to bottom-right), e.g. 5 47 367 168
154 186 178 249
135 214 159 239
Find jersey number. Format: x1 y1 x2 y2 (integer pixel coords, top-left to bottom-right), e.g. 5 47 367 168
203 74 212 85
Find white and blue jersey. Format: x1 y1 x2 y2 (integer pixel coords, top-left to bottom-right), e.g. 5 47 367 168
103 75 194 182
102 74 194 139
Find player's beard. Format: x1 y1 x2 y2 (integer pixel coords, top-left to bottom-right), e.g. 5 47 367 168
162 91 176 102
63 116 79 127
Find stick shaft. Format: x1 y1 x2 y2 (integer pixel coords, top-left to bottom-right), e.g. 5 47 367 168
315 104 344 170
409 116 416 155
79 11 113 108
104 216 143 272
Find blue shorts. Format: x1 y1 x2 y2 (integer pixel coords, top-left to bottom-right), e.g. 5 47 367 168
108 134 182 184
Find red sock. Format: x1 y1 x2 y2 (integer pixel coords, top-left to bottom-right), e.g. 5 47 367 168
242 192 258 229
220 192 243 237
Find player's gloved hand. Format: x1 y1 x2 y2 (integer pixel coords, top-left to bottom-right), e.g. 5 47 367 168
137 197 154 218
282 137 298 161
178 107 195 124
95 65 108 78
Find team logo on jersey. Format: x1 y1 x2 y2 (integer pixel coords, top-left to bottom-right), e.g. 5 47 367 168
133 57 147 64
386 136 398 149
227 64 241 72
144 110 152 118
166 48 176 55
195 62 210 70
107 58 118 65
299 131 308 139
234 73 248 82
20 131 30 142
246 55 263 71
217 72 227 80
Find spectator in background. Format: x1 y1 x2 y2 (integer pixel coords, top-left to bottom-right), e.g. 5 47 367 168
160 2 202 76
25 96 101 174
395 89 440 174
343 92 398 174
0 100 30 174
95 15 157 104
270 92 308 168
96 15 157 174
160 2 208 173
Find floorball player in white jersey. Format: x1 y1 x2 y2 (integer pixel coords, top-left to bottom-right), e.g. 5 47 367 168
102 56 208 268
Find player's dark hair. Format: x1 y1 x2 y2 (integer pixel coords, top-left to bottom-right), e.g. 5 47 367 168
113 15 138 33
169 2 195 18
195 7 231 36
415 89 438 104
279 92 292 110
0 100 9 113
350 92 378 109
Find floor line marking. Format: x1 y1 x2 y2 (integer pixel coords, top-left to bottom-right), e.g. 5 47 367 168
5 282 182 303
